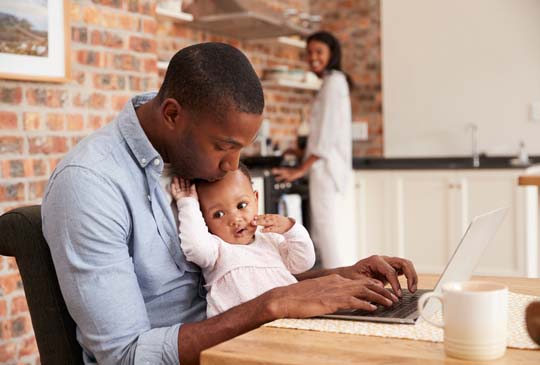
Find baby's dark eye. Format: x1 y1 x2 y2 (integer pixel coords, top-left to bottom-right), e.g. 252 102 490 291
213 211 224 219
237 202 248 209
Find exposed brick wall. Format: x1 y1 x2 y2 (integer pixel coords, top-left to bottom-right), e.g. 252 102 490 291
311 0 383 156
0 0 160 363
0 0 381 363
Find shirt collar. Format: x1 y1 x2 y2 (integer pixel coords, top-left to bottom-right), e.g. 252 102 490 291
117 92 162 169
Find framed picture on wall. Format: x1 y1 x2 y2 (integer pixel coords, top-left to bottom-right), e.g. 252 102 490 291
0 0 70 82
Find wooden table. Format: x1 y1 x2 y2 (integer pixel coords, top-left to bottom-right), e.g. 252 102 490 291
518 175 540 187
201 275 540 365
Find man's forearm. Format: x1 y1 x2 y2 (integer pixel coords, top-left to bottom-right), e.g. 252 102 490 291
177 290 281 365
294 266 346 281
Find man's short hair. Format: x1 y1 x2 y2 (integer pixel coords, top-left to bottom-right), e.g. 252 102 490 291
157 42 264 116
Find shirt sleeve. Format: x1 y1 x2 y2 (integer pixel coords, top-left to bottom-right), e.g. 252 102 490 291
176 197 220 269
308 73 350 161
42 166 181 365
277 223 316 274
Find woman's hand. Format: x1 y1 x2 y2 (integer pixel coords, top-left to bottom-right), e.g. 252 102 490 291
252 214 295 234
336 255 418 297
272 167 306 183
170 176 198 201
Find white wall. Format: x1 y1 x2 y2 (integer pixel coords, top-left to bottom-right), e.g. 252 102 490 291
382 0 540 157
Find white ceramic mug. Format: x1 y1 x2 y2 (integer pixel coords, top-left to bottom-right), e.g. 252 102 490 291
417 281 508 361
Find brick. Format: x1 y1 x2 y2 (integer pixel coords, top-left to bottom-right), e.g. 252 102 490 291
28 136 68 154
71 136 86 147
128 0 155 15
72 70 86 85
46 113 65 131
0 298 6 317
87 115 103 130
89 93 107 108
0 136 24 155
49 158 60 171
19 336 38 358
23 112 41 130
0 86 22 104
0 111 17 129
112 95 131 111
0 318 8 340
0 182 25 201
72 26 88 43
129 35 157 53
107 53 140 71
25 89 67 108
6 257 18 271
66 114 84 131
11 296 29 316
143 58 157 73
92 0 122 8
129 75 155 91
76 50 104 67
70 1 82 22
29 180 47 200
0 341 17 363
7 160 24 178
0 273 23 295
93 73 126 90
9 316 30 338
30 159 47 177
140 18 157 34
90 29 124 48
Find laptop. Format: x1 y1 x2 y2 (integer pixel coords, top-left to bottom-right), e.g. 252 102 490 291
320 207 509 324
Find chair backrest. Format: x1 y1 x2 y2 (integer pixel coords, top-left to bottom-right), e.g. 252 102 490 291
0 205 83 365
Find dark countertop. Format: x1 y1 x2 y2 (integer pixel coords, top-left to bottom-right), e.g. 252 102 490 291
242 155 540 170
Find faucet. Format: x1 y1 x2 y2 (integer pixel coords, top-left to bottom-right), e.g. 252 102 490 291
466 123 480 168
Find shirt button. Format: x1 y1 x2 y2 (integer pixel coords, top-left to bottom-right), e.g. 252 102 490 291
141 158 147 164
153 159 160 166
147 195 151 201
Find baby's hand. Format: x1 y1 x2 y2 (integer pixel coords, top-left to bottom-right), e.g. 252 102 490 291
170 176 198 200
252 214 294 234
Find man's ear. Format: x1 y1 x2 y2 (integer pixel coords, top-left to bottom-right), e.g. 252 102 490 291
160 98 183 131
253 190 259 202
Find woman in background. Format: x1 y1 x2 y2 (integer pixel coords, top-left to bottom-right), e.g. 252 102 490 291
272 31 356 269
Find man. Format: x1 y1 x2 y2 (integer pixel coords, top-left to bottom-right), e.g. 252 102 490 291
42 43 417 365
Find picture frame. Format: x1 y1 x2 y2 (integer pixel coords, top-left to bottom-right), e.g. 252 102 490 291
0 0 71 83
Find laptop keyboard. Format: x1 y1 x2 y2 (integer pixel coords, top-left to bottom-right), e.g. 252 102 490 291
333 288 429 318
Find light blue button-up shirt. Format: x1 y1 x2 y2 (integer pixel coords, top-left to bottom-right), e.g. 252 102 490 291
42 92 207 364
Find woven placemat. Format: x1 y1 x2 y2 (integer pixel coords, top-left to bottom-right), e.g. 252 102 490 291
265 292 539 349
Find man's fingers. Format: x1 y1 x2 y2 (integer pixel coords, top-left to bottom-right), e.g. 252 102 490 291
378 258 402 297
390 258 418 292
366 282 399 303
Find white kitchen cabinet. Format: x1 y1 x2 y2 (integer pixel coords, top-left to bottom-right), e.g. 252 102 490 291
354 169 538 277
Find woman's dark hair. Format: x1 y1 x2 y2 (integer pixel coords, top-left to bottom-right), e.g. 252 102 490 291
306 31 354 91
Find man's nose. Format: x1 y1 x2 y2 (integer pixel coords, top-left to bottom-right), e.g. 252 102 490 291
220 151 240 172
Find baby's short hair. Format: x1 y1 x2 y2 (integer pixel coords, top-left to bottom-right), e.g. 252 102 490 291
237 162 252 184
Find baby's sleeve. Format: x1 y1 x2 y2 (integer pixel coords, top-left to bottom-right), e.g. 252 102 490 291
278 223 316 274
176 197 219 269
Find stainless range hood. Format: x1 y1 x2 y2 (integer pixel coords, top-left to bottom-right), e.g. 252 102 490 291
183 0 313 40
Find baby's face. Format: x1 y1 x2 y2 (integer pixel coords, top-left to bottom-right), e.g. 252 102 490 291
197 169 259 245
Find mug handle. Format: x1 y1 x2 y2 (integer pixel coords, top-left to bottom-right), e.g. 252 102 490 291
417 292 444 328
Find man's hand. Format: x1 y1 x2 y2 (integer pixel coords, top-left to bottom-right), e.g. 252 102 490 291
170 176 198 201
177 272 399 365
252 214 294 234
267 274 399 319
336 255 418 297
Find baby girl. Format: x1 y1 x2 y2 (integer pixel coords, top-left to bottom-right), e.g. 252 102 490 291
171 163 315 317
